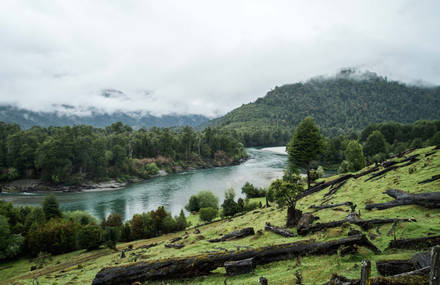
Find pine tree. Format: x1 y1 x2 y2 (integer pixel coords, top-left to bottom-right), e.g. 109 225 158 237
287 117 323 188
42 194 62 220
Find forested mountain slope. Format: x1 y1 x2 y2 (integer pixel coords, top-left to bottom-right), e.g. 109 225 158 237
0 105 208 129
208 70 440 146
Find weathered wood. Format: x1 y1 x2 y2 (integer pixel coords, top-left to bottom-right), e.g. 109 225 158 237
365 156 419 182
360 260 371 285
419 174 440 184
324 180 348 197
209 228 255 242
310 202 353 210
376 259 415 276
165 243 184 249
365 189 440 210
297 174 354 200
431 246 440 285
265 222 295 237
388 235 440 250
224 258 256 276
169 237 182 243
353 166 380 179
298 217 412 237
92 234 379 285
136 243 158 250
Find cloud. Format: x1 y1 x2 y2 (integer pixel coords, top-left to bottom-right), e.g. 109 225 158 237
0 0 439 117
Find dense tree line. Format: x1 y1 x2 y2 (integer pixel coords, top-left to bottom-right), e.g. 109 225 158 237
208 69 440 146
0 196 188 260
0 122 246 185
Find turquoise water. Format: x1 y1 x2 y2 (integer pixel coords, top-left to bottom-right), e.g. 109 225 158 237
0 148 287 221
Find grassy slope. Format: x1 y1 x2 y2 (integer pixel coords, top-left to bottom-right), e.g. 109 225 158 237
1 146 440 285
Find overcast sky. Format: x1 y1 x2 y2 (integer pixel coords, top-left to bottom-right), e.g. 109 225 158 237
0 0 439 117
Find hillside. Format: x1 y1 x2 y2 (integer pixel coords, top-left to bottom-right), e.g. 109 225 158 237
0 105 209 129
2 145 439 284
208 70 440 146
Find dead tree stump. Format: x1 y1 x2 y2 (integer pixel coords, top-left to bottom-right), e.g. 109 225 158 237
360 260 371 285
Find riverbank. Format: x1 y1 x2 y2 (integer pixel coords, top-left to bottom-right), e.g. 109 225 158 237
0 156 248 194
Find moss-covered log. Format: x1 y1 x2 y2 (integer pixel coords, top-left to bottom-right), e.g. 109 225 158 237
387 235 440 250
418 174 440 184
92 234 379 285
264 222 295 237
208 227 255 242
365 189 440 210
365 156 419 182
298 217 412 237
309 202 353 210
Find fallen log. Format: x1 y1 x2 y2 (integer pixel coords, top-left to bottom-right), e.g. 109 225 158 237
365 156 419 182
208 227 255 242
309 202 353 210
224 258 256 276
418 174 440 184
264 222 295 237
297 174 354 200
324 180 348 197
376 251 430 276
92 234 379 285
387 235 440 250
165 243 184 249
353 166 380 179
326 274 429 285
298 217 413 237
365 189 440 210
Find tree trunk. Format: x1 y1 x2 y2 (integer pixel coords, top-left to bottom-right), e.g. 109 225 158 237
92 234 379 285
365 189 440 211
307 168 311 189
286 205 302 228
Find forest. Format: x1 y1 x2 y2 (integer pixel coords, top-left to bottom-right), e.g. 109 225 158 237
0 122 246 185
209 70 440 146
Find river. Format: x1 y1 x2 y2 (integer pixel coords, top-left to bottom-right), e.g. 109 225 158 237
0 147 287 221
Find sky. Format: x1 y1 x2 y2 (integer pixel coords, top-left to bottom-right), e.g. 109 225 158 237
0 0 439 117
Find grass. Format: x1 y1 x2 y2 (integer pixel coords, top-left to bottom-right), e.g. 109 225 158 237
1 146 440 285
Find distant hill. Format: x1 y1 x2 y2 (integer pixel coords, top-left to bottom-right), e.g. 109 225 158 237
207 69 440 145
0 105 209 129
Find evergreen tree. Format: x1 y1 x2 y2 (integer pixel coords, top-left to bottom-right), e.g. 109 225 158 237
287 117 323 188
344 140 366 172
42 194 62 220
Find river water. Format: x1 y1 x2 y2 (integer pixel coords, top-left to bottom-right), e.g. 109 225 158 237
0 148 287 221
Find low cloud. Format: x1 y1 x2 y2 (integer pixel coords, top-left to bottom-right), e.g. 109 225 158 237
0 0 439 117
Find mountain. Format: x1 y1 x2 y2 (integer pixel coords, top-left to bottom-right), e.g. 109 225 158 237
0 105 209 129
208 69 440 145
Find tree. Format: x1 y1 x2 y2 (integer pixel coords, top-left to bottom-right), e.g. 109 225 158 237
199 207 218 222
363 130 386 158
287 117 323 188
185 191 219 212
344 140 366 172
0 215 24 260
78 224 102 250
221 188 239 217
42 194 62 220
241 182 265 198
130 214 144 240
269 174 304 227
175 210 188 231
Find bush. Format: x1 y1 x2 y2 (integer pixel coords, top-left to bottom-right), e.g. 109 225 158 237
241 182 266 199
26 219 78 256
78 224 102 250
42 194 62 220
63 210 97 225
221 188 239 217
199 207 218 222
144 162 160 176
0 215 24 260
185 191 219 212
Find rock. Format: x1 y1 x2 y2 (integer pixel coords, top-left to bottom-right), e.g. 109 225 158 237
224 258 256 276
259 276 268 285
297 213 315 235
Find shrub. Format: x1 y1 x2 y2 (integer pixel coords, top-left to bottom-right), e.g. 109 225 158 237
144 162 160 176
42 194 62 220
221 188 239 217
185 191 219 212
63 210 97 225
78 224 102 250
199 207 218 222
0 215 24 260
241 182 266 198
